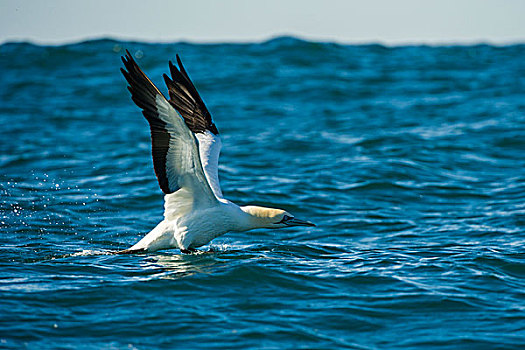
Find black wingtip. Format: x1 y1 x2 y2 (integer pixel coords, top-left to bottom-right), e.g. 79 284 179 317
121 50 134 74
168 60 176 76
162 73 173 85
176 54 187 75
122 49 137 67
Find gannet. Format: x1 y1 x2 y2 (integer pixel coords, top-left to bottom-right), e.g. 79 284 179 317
119 50 315 254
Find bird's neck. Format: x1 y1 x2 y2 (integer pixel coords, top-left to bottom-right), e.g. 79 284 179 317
235 205 277 231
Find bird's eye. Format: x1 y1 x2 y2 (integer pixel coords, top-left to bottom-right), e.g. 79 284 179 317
275 215 292 224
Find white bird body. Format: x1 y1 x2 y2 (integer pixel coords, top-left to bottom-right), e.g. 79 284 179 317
120 51 314 253
130 201 256 251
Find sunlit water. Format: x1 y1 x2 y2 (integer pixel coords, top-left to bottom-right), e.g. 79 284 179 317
1 37 524 349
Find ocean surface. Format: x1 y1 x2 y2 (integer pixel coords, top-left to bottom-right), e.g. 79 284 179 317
1 37 524 349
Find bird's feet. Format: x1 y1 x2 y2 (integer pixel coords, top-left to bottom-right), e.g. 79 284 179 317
180 248 198 254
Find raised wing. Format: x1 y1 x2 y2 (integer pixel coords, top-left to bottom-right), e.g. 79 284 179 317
196 131 223 199
120 50 217 208
163 55 224 199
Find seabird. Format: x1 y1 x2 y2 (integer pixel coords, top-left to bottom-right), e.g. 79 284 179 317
119 50 315 254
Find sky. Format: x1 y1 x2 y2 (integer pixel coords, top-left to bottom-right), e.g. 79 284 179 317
1 0 524 45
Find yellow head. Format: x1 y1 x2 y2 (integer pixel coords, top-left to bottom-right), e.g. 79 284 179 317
240 206 315 229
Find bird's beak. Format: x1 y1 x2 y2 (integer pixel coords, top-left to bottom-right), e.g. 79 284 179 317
285 218 316 227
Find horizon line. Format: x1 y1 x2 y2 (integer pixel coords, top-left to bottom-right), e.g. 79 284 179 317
2 33 524 47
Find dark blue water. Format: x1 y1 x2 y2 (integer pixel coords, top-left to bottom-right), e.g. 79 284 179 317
1 37 524 349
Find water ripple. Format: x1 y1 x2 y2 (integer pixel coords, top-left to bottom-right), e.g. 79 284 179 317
1 38 524 349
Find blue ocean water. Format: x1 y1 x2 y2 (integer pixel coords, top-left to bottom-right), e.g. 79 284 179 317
1 37 524 349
